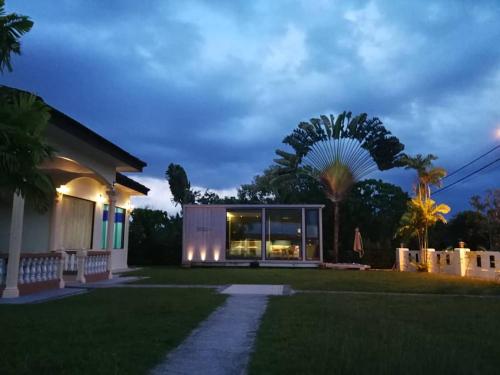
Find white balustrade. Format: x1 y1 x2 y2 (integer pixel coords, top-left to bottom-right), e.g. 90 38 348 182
17 254 62 285
84 252 109 275
63 251 78 273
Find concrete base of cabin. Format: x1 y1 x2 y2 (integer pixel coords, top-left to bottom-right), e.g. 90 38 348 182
320 263 371 270
184 261 321 268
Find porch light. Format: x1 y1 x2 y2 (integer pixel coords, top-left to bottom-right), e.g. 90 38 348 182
56 185 69 195
126 201 134 211
97 194 105 204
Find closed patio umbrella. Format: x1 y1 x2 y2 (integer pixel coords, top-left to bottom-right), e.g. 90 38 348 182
353 227 364 258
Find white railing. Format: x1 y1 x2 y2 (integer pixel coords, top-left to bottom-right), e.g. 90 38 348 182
396 248 500 281
84 251 109 276
62 250 78 273
18 253 62 285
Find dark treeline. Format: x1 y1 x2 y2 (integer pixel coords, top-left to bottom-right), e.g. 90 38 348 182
129 163 499 267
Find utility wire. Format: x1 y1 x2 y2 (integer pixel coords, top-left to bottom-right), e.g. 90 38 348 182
444 144 500 179
434 157 500 195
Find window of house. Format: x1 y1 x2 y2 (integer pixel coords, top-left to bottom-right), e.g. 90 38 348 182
490 255 495 268
477 255 482 268
101 205 126 249
446 254 450 265
437 254 441 263
226 210 262 259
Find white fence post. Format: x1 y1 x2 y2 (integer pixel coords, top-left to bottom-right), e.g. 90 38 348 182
427 249 437 273
454 248 470 277
396 248 409 271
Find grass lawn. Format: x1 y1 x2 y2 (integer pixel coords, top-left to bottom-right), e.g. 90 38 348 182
129 267 500 295
249 293 500 375
0 288 225 375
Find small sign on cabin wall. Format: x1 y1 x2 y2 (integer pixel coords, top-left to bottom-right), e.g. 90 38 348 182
196 226 212 232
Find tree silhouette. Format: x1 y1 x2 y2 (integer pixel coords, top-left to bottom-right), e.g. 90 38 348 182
274 112 405 262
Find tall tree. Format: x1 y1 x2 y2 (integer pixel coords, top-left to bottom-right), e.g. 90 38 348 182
165 163 197 206
128 208 183 265
470 189 500 249
399 154 449 261
0 0 33 73
400 154 446 201
274 112 405 262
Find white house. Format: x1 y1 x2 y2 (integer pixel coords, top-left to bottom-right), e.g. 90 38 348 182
0 86 149 298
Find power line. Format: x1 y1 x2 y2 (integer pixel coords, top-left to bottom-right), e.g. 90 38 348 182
434 157 500 195
444 144 500 179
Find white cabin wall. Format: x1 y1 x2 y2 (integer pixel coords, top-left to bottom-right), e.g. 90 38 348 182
183 206 226 263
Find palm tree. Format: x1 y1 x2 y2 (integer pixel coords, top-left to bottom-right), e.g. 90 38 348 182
398 197 450 255
274 112 405 262
0 0 33 73
0 4 53 211
0 89 55 211
398 154 449 264
401 154 446 201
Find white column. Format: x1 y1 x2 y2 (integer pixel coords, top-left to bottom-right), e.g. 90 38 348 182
92 197 104 250
2 193 25 298
106 189 116 278
123 209 131 268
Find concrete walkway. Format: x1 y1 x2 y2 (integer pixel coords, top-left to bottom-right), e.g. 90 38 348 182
151 285 287 375
0 287 87 304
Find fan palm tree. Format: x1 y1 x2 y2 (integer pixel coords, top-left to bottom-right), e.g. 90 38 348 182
274 112 405 262
0 89 55 211
0 0 33 73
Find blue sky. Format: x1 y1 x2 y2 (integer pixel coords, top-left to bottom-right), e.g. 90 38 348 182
2 0 500 213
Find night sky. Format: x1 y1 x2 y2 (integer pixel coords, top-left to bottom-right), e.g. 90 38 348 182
2 1 500 214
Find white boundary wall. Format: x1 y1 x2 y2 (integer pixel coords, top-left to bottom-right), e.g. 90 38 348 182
396 248 500 281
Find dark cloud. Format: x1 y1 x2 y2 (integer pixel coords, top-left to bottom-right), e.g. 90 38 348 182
3 0 500 212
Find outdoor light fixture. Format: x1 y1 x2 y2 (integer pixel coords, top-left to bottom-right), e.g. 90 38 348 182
213 248 220 261
126 201 134 211
97 194 105 204
56 185 69 195
187 251 193 261
200 249 206 261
